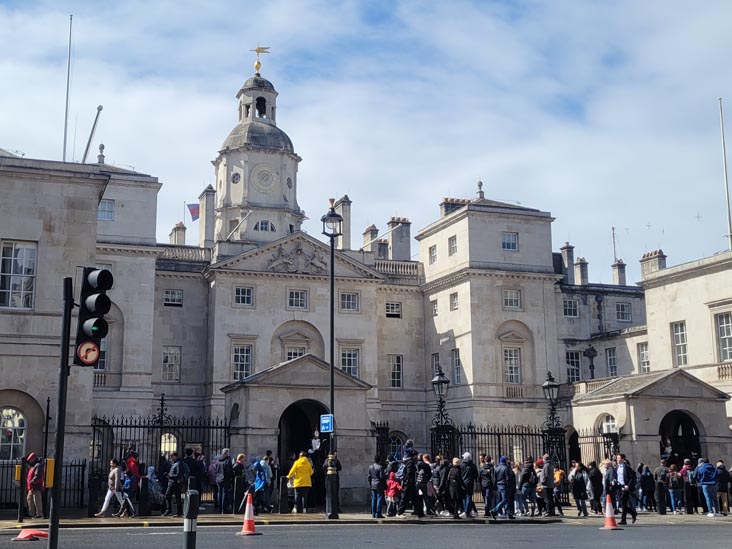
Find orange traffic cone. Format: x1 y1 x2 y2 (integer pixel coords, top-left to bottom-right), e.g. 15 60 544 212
599 494 623 530
236 491 262 537
11 528 49 541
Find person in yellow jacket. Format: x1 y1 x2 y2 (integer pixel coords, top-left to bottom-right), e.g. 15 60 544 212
288 451 314 513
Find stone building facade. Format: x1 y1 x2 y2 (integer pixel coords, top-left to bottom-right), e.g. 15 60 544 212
1 67 731 502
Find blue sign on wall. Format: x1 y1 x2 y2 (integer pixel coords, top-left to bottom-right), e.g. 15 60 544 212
320 414 334 433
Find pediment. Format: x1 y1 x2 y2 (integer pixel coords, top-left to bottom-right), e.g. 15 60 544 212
639 370 729 401
279 330 311 344
222 353 371 391
497 330 526 343
210 233 384 280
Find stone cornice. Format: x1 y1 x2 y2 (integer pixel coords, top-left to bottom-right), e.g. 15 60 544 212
422 267 563 293
96 243 162 257
204 268 384 285
155 271 205 280
641 251 732 289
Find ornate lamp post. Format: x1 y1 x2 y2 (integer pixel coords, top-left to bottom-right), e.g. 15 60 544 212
321 198 342 520
430 365 455 457
541 371 565 474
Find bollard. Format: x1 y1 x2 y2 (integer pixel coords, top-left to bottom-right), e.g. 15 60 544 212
325 454 339 520
15 461 24 523
183 483 199 549
278 476 288 514
139 477 150 517
657 484 667 515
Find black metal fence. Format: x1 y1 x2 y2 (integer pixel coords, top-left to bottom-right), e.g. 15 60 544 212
0 459 86 511
374 421 390 460
573 428 620 466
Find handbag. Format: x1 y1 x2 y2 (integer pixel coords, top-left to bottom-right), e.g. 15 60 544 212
287 477 294 489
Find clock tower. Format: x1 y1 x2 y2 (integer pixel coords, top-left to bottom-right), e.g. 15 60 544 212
211 60 305 260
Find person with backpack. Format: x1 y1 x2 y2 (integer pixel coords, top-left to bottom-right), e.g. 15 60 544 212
396 450 423 518
489 456 512 519
215 448 234 513
518 457 538 517
118 469 137 518
479 455 496 517
680 458 698 514
666 464 684 514
183 447 202 491
552 463 566 517
446 457 466 519
716 460 730 516
653 459 670 513
368 454 386 518
539 454 555 517
459 452 479 518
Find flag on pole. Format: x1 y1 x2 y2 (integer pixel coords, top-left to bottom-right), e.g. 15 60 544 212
187 203 200 221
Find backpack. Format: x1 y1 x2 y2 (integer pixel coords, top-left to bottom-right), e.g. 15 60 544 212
657 467 668 483
528 468 538 486
479 465 494 489
178 461 191 487
669 473 680 489
553 469 565 489
395 462 406 482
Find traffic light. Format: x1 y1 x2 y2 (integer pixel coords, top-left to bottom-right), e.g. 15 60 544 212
74 267 113 367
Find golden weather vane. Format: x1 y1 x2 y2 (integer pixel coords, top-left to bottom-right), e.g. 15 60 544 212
250 44 270 74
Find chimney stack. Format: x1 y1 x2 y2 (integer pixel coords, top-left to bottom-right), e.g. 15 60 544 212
560 242 575 285
574 257 589 285
198 184 216 249
387 217 411 260
612 259 627 286
169 222 186 246
439 197 470 217
362 225 379 252
335 195 352 251
640 249 667 278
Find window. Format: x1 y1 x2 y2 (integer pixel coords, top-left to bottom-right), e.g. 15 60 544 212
501 231 518 251
385 302 402 318
0 408 26 460
340 292 360 312
162 346 181 382
671 321 687 367
428 245 437 265
606 347 617 377
431 353 440 376
286 347 306 361
98 199 115 221
163 289 183 307
341 348 360 377
563 299 578 318
504 348 521 384
601 414 618 434
566 350 581 383
254 220 276 232
431 300 438 317
288 289 308 310
389 354 403 388
502 289 522 310
388 435 403 459
160 432 178 458
233 344 253 380
716 313 732 362
448 235 457 256
452 348 461 385
234 286 254 307
96 337 108 371
0 241 36 309
449 292 459 311
616 302 632 322
638 342 650 373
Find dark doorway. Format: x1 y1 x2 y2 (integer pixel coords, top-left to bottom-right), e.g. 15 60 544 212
278 399 329 507
659 410 702 468
568 431 581 464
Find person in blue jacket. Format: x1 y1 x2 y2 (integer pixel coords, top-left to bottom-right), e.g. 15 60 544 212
696 458 720 516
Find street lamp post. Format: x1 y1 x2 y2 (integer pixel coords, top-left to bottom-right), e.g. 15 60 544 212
583 345 597 380
321 198 342 520
541 371 565 480
430 365 455 458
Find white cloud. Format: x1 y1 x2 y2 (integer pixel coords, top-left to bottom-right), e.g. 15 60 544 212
2 0 732 283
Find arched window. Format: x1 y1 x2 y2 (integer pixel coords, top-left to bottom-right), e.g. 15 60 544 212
601 414 617 434
388 434 404 460
256 97 267 118
0 408 26 460
160 432 178 458
254 220 275 232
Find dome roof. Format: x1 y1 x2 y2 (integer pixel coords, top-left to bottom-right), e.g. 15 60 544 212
221 120 294 153
242 74 276 92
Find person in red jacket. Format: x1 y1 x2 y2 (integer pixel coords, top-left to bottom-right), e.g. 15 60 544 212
385 472 402 517
26 452 44 519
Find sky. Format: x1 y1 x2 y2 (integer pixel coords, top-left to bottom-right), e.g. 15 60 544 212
2 0 732 283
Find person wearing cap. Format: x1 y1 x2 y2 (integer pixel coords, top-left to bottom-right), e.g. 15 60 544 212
459 452 479 518
489 456 512 519
25 452 44 519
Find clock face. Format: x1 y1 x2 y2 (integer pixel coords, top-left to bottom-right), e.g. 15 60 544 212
231 172 241 184
286 177 293 189
251 165 276 193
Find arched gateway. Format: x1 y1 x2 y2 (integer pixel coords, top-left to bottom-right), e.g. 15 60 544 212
659 410 703 468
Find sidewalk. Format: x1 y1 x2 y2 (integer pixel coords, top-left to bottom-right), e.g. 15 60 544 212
0 508 562 532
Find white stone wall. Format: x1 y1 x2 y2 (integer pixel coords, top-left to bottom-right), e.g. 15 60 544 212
96 175 160 246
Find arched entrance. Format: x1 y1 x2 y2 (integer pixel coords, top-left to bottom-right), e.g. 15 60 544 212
278 399 329 507
659 410 702 468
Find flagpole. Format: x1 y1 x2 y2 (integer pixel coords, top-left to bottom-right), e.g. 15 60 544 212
183 202 186 224
719 98 732 251
62 14 73 162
